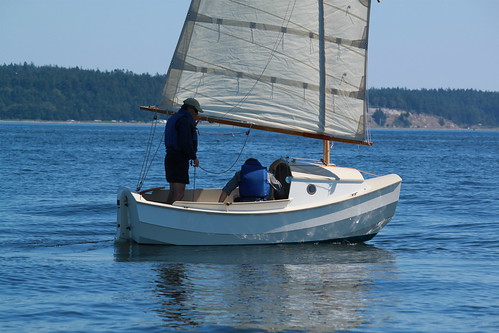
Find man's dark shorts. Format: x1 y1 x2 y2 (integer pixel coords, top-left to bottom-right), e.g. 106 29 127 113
165 150 190 184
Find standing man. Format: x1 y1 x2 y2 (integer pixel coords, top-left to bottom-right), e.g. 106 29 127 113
164 98 202 204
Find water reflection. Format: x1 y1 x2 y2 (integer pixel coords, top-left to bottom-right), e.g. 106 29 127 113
115 243 396 331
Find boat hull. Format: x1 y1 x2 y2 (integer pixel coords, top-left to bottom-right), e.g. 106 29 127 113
116 173 401 246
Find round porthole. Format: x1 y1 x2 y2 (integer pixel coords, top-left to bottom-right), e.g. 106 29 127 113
307 184 317 195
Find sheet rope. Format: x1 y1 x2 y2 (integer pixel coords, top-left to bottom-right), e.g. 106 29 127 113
197 126 252 175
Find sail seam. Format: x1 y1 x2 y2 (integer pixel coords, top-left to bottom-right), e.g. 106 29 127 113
173 60 364 101
189 18 365 85
193 14 367 50
160 85 360 138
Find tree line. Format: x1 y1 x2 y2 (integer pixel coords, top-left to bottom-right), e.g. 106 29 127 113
368 87 498 127
1 63 498 127
0 63 164 122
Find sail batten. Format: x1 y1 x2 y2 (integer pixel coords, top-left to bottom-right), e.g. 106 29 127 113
158 0 372 143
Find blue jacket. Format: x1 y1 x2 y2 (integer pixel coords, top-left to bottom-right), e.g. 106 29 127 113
164 108 198 160
239 160 270 199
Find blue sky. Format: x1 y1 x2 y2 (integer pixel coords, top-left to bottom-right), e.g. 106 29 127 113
1 0 498 91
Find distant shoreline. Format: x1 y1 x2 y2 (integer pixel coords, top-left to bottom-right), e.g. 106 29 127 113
0 119 225 127
0 119 497 131
0 119 151 125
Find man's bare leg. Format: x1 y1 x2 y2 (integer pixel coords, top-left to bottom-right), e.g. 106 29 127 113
167 182 186 204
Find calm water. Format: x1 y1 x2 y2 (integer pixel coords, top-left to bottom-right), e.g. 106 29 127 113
1 122 498 332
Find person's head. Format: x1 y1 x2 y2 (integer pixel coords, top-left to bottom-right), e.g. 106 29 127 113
244 158 261 166
182 98 203 118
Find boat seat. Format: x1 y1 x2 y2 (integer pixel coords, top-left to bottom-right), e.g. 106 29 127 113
269 160 291 200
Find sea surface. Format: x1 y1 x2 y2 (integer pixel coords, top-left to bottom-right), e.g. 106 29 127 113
1 122 498 332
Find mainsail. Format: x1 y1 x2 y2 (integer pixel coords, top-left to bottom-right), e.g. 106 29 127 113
152 0 371 144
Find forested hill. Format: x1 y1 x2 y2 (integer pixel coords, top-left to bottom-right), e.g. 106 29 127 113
0 63 164 122
368 88 498 128
1 63 498 127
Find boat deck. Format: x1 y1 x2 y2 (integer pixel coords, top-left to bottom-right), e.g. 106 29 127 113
138 188 292 212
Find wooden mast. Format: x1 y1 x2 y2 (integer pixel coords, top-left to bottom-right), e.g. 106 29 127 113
322 140 331 165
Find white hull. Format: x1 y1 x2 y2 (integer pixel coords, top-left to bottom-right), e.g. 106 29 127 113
117 160 401 245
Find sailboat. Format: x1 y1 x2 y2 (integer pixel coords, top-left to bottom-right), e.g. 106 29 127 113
116 0 402 245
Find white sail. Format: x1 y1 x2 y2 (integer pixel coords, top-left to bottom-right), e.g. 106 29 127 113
159 0 371 143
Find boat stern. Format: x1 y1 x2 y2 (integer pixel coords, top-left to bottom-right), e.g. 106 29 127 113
116 187 136 242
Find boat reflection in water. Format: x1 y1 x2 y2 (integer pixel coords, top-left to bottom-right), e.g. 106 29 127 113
115 243 396 331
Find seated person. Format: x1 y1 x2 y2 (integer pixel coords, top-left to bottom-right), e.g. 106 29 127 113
218 158 271 202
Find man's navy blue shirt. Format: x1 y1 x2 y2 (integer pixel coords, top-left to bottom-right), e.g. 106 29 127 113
164 108 198 160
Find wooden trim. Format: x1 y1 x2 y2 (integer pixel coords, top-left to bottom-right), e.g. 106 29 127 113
140 106 373 146
138 186 165 195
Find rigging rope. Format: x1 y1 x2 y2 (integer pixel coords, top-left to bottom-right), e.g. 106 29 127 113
197 127 252 175
136 114 163 192
192 160 197 201
136 117 252 192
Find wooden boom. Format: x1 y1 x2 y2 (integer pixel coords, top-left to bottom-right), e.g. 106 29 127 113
140 105 373 147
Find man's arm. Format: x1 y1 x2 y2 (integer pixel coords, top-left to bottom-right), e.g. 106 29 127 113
176 118 197 160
